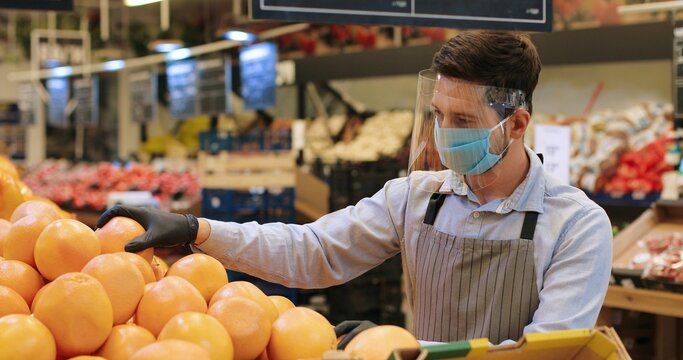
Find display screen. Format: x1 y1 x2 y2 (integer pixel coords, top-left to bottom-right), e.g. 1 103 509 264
0 0 73 11
240 42 277 111
73 76 99 127
129 69 158 124
167 59 199 120
46 77 70 127
251 0 551 32
197 57 232 115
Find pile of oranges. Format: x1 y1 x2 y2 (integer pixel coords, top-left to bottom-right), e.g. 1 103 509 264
0 157 420 360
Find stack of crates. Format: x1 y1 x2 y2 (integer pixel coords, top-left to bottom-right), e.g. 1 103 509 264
199 128 297 302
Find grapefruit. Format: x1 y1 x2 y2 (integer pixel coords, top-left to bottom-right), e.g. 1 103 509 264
267 307 336 360
208 296 271 360
95 324 156 360
10 199 60 223
344 325 420 360
130 339 211 360
210 281 278 324
166 254 228 303
96 216 153 261
32 272 114 357
0 314 56 360
82 253 146 324
268 295 295 316
159 312 234 360
34 219 101 281
0 259 45 305
3 214 54 268
0 285 30 316
136 276 207 336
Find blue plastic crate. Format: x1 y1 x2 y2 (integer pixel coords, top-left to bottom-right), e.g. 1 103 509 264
199 131 234 152
228 270 298 304
266 188 295 209
202 189 267 213
200 129 292 153
202 209 266 223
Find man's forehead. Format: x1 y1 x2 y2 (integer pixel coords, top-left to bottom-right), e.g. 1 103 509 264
434 76 485 102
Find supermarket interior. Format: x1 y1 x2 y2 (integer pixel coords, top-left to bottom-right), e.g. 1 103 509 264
2 0 683 359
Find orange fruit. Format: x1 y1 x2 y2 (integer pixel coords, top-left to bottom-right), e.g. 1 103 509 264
136 276 207 337
10 199 60 223
95 324 156 360
130 339 211 360
257 350 270 360
0 259 45 305
267 307 336 360
344 325 420 360
34 219 101 281
17 180 33 201
3 214 54 268
151 255 169 280
32 272 114 357
0 156 19 179
67 356 107 360
0 218 11 256
0 314 56 360
31 196 73 219
159 312 234 360
96 216 153 262
0 171 24 220
268 295 295 316
210 281 278 324
208 296 271 360
82 254 146 325
116 252 157 283
0 285 30 316
166 254 228 303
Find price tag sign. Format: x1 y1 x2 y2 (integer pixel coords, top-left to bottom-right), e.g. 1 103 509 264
240 42 277 110
73 76 99 126
46 77 70 127
167 59 199 120
534 124 571 184
129 69 159 124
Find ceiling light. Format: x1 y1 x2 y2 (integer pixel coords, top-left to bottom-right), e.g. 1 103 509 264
50 66 73 77
166 48 192 61
102 60 126 71
224 30 256 43
124 0 162 6
149 39 184 53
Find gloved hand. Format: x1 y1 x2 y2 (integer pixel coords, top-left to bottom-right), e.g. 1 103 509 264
97 205 199 252
334 320 377 350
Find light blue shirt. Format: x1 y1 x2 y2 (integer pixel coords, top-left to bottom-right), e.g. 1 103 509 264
196 146 613 342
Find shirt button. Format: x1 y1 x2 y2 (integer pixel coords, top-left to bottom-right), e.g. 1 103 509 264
473 212 480 219
504 200 511 208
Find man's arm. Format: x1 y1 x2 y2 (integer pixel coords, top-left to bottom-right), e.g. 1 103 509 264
193 178 409 289
523 207 613 334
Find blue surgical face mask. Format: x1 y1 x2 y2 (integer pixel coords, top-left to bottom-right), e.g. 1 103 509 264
434 118 512 175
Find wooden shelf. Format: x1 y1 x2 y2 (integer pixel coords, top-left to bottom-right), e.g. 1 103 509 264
604 285 683 318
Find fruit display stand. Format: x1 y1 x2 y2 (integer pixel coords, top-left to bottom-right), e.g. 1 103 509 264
604 200 683 358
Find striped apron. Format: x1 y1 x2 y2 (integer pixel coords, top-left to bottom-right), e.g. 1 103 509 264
410 192 540 344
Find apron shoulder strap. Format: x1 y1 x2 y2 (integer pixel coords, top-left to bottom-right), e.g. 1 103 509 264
520 211 540 241
424 193 447 225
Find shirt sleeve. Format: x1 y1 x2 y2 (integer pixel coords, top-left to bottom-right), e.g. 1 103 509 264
522 206 613 335
193 177 409 289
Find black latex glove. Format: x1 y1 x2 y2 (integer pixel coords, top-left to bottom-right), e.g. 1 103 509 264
96 205 199 252
334 320 377 350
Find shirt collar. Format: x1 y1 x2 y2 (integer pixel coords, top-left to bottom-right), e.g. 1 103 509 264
438 146 545 214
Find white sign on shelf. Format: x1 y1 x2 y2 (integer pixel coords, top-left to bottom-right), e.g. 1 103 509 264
533 124 570 185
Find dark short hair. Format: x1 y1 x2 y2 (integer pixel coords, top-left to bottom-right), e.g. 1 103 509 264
432 31 541 114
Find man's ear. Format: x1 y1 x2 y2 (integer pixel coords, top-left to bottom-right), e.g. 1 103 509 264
509 110 530 140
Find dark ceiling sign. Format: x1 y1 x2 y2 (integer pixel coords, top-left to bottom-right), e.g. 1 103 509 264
251 0 552 32
0 0 74 11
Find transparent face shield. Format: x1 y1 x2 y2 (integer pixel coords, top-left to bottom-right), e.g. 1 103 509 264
408 70 528 191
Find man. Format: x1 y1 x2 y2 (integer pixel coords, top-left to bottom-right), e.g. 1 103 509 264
99 31 612 344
